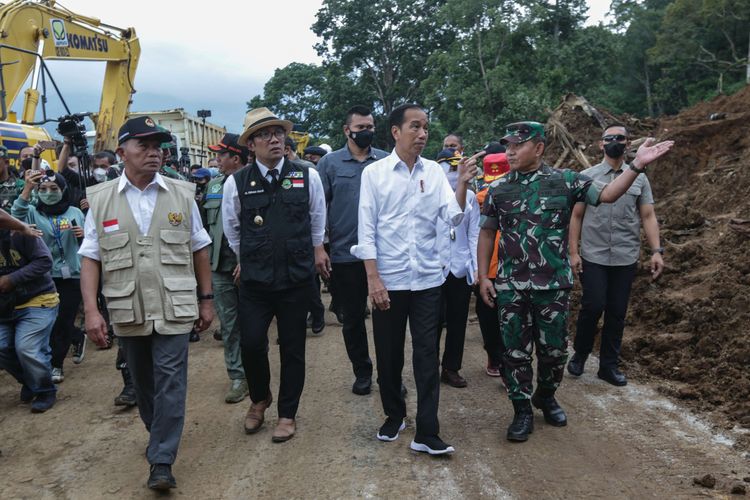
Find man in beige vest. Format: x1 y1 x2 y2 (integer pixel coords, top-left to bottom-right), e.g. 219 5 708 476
78 116 214 491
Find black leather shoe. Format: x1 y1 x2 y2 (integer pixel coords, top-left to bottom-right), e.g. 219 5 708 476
352 377 372 395
311 318 325 335
531 390 567 427
147 464 176 491
567 353 586 377
597 367 627 386
440 369 468 388
114 384 137 407
507 400 534 442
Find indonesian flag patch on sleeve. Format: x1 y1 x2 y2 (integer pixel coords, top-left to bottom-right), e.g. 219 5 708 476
103 219 120 233
291 179 304 189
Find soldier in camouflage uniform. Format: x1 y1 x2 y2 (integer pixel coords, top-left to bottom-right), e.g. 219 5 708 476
477 121 674 442
0 146 23 213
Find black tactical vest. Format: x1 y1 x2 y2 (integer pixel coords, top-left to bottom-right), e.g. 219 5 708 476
235 160 314 290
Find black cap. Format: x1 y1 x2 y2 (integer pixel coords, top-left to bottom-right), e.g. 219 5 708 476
483 141 505 154
303 146 327 157
208 133 249 157
118 116 173 146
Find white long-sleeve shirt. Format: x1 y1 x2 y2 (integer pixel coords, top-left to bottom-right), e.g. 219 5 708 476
78 173 211 261
222 158 326 255
350 151 465 291
438 189 479 283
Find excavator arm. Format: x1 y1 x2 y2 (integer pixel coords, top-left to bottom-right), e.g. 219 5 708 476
0 0 140 151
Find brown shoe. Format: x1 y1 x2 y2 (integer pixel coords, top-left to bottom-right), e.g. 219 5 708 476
271 418 296 443
441 369 468 388
244 394 272 434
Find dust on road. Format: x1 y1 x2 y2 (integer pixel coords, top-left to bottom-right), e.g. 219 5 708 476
1 301 748 499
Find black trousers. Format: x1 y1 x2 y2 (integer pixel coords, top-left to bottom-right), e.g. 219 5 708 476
239 283 309 419
309 275 325 324
372 287 441 438
437 273 472 371
331 262 372 379
474 282 504 367
574 259 637 369
50 278 84 369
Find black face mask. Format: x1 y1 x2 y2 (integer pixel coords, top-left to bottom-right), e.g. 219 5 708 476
21 158 32 171
349 129 374 149
604 141 626 159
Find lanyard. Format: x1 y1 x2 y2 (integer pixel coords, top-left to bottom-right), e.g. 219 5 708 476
47 215 67 261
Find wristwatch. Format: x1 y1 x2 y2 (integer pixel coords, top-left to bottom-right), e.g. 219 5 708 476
197 293 214 301
630 161 646 174
651 247 664 255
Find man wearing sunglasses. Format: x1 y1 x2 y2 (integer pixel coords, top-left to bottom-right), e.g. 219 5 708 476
222 108 327 443
567 124 664 387
477 121 673 443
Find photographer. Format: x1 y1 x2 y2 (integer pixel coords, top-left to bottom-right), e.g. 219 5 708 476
56 141 91 210
13 171 86 382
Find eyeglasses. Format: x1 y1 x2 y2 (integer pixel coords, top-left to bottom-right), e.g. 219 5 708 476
252 128 286 142
602 134 627 143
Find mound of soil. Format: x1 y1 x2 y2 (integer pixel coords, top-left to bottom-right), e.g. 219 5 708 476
545 88 750 439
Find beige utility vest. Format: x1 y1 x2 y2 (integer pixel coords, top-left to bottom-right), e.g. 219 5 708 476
87 177 198 337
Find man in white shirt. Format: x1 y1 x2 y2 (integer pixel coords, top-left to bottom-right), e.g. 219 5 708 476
436 149 480 388
351 104 480 455
222 108 328 443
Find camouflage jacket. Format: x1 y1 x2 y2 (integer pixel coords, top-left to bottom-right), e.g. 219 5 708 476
480 163 603 290
0 175 23 213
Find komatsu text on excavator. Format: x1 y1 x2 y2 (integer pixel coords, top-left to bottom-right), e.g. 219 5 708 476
0 0 140 168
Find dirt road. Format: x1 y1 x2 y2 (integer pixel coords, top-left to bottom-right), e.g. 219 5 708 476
1 301 749 499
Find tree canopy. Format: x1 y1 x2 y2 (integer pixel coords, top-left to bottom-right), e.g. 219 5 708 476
248 0 749 153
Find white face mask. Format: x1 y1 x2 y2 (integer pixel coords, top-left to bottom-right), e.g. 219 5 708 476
93 167 107 183
441 161 459 191
446 169 459 191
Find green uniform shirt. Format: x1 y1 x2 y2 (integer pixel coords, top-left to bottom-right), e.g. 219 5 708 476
203 175 236 272
160 165 186 181
480 163 604 291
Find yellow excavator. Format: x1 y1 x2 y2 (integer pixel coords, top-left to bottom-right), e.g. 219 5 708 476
0 0 140 168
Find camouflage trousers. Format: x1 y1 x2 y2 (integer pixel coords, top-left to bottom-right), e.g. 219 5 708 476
497 289 570 400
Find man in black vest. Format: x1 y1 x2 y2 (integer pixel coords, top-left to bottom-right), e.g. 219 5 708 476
222 108 328 442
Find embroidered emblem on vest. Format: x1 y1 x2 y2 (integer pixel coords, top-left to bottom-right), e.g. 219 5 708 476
168 212 184 226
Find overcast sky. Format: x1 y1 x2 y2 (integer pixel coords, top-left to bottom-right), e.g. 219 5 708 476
16 0 611 135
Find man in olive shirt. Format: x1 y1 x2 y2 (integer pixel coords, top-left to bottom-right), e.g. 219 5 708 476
205 133 250 402
567 124 664 386
317 105 387 395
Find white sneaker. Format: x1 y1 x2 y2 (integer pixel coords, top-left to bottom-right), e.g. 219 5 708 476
51 367 64 383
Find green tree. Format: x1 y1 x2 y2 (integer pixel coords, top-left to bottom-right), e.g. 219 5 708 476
650 0 749 104
313 0 451 117
248 63 328 137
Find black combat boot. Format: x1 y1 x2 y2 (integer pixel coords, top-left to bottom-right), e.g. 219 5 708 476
114 367 137 407
531 387 567 427
507 399 534 442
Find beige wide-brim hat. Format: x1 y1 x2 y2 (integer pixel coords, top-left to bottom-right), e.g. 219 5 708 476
238 107 293 146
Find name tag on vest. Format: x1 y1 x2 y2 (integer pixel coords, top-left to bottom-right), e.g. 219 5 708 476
243 189 265 195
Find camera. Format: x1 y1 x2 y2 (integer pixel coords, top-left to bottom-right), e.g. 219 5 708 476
35 169 55 184
57 114 88 157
